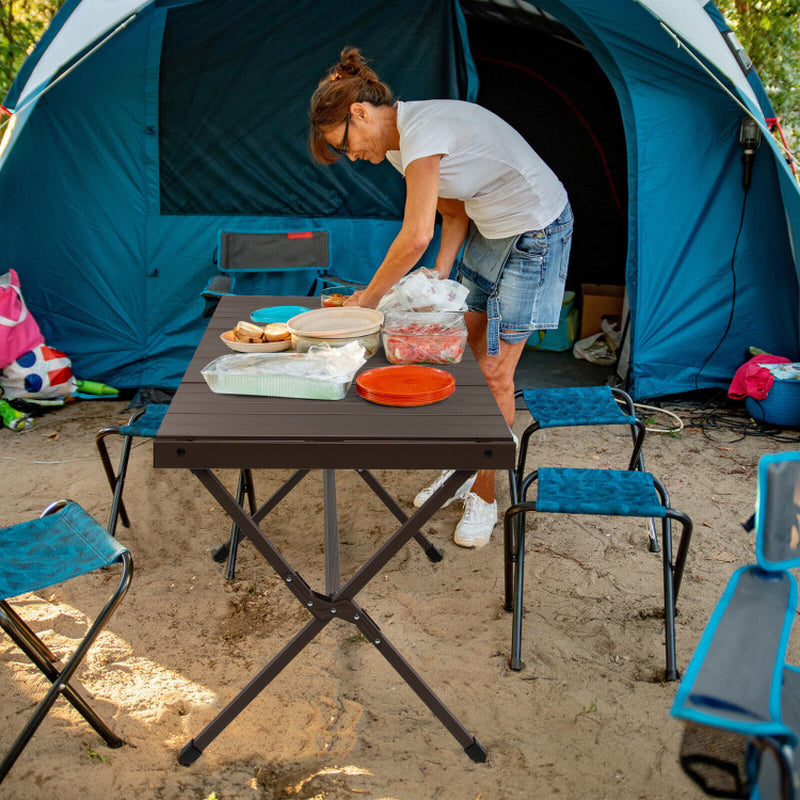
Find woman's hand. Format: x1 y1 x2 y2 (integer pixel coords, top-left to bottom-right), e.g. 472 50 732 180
343 289 370 307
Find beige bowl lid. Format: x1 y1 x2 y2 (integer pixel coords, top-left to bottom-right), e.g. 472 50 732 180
287 307 384 338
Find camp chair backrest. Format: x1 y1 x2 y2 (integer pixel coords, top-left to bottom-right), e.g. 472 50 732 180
218 231 329 272
756 453 800 571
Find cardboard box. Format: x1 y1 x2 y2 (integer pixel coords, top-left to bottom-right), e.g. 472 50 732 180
580 284 624 338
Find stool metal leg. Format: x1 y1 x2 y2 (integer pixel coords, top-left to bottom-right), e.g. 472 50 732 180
504 471 537 612
505 503 536 671
0 602 121 743
660 515 679 681
95 428 132 533
223 469 256 580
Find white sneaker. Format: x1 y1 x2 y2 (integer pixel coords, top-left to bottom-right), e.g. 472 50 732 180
413 469 476 509
453 492 498 549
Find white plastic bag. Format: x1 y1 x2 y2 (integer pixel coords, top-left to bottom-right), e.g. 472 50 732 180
377 268 468 313
572 318 622 366
0 343 78 399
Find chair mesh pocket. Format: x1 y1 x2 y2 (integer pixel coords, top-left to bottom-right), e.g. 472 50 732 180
679 723 756 798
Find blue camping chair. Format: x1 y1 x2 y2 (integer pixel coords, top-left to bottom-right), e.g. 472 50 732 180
672 451 800 800
504 467 693 680
201 229 363 316
0 500 133 783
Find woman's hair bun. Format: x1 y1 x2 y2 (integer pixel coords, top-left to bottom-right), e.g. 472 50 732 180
333 47 366 81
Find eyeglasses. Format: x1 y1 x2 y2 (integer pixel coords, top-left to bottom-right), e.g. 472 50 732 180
329 114 350 156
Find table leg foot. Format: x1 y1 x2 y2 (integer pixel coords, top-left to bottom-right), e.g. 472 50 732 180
212 543 229 563
509 657 525 672
464 738 487 763
423 542 443 563
178 740 203 766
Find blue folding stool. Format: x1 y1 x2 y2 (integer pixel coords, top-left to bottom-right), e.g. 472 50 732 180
508 386 658 618
0 501 133 783
504 466 692 680
96 404 170 536
96 403 255 578
672 451 800 799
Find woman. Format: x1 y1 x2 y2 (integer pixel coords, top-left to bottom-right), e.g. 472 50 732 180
310 48 573 548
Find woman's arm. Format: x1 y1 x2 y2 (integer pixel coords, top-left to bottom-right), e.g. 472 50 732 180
433 198 469 279
346 155 442 308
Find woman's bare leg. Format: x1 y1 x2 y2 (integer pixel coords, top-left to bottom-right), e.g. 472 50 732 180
464 310 526 504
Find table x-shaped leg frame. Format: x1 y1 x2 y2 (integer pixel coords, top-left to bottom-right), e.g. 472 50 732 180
178 468 485 765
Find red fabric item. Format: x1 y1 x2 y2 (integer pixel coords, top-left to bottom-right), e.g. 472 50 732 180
728 354 791 400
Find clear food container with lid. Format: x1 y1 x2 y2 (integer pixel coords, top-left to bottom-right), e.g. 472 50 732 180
381 311 467 365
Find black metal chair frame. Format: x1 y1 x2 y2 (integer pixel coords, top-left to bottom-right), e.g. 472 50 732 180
96 405 257 578
202 229 364 316
96 407 148 536
504 468 692 680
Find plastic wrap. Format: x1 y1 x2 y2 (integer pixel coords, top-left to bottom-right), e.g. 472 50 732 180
201 342 366 400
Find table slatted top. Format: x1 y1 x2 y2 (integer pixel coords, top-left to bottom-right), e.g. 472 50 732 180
154 296 514 471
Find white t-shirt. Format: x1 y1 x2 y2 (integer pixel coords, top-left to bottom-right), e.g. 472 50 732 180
385 100 568 239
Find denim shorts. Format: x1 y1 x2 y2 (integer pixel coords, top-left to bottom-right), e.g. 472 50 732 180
458 202 574 350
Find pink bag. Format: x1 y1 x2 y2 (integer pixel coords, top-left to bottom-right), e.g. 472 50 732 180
0 269 45 368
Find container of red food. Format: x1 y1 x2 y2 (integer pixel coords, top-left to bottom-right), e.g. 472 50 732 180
381 311 467 365
320 287 357 307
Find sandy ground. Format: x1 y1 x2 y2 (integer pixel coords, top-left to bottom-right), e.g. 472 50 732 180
1 394 798 799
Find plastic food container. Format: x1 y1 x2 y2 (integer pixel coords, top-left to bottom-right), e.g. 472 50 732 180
288 307 383 358
200 344 366 401
320 287 357 307
292 329 380 357
382 311 467 364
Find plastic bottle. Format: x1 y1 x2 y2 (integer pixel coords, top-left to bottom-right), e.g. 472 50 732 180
75 379 119 396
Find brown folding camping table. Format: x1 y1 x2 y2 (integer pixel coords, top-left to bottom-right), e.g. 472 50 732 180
153 295 515 764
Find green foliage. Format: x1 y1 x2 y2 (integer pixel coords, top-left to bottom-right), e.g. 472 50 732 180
716 0 800 151
1 0 64 101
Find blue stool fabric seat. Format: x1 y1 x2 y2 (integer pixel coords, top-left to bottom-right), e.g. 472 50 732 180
504 466 692 680
0 500 133 783
519 385 638 429
672 452 800 799
1 502 128 598
535 468 668 517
